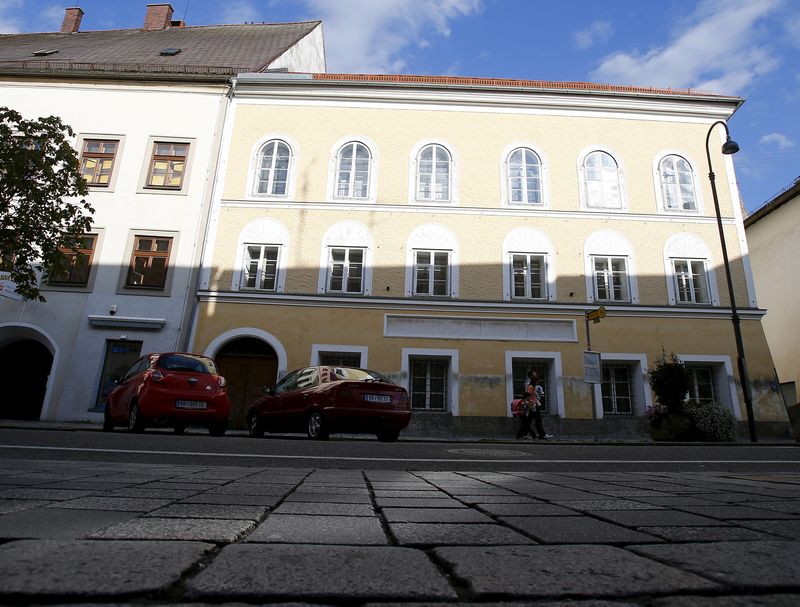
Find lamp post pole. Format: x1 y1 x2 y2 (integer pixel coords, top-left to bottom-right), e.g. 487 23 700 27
705 120 757 442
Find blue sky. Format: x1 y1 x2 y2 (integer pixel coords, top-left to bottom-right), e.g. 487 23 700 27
3 0 798 213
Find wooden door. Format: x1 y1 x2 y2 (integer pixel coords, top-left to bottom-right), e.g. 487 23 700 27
216 356 278 429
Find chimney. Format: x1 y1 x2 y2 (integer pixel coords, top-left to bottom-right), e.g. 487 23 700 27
60 7 84 33
143 3 174 31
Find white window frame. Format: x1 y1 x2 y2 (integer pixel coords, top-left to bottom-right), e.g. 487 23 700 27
240 244 281 291
245 133 298 200
502 228 556 301
405 224 459 297
325 246 366 294
592 353 652 419
317 221 374 295
505 351 565 418
591 255 631 303
509 253 548 300
678 354 740 420
653 151 704 214
671 258 712 305
310 344 368 368
401 347 459 415
232 219 289 292
408 139 458 205
577 146 627 211
501 143 549 208
327 136 378 203
584 231 638 305
663 233 719 306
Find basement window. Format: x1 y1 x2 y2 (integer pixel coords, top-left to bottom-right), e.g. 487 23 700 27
159 48 181 56
33 49 59 56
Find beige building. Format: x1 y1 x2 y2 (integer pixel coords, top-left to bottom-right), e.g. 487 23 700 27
189 73 789 438
745 178 800 419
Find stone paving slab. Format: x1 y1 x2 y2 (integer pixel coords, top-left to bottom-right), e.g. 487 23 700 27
652 595 800 606
638 525 784 542
204 483 297 496
0 507 136 539
105 487 203 499
373 490 447 498
179 494 283 507
434 545 719 598
455 494 539 504
90 517 255 542
675 504 799 520
272 502 375 516
476 502 579 516
382 507 493 523
389 522 534 545
753 500 800 514
0 539 212 598
629 495 724 507
146 503 268 520
738 519 800 539
0 488 97 500
186 544 458 601
552 499 665 511
374 497 467 508
631 541 800 589
247 514 387 544
0 499 52 514
284 492 372 503
595 509 728 527
48 496 172 512
501 515 662 544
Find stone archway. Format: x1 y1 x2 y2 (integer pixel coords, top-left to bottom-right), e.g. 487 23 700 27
215 337 279 429
0 339 53 420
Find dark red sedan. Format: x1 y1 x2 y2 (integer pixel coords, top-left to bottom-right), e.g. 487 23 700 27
246 366 411 441
103 352 230 436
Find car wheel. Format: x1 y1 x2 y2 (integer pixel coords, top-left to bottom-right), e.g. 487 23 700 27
208 421 227 437
102 404 113 432
247 412 264 438
174 425 185 435
307 411 329 440
376 429 400 442
128 402 145 433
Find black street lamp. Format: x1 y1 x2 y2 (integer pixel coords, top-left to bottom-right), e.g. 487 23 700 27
705 120 757 442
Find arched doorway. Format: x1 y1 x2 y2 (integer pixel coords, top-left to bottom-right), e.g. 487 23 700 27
215 337 279 429
0 339 53 420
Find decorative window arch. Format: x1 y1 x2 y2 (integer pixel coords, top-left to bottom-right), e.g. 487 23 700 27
232 219 290 292
246 134 298 199
501 228 556 301
578 147 626 210
405 224 459 297
654 152 703 213
317 221 374 295
328 137 377 202
583 230 639 304
663 233 719 306
409 140 457 204
504 146 544 206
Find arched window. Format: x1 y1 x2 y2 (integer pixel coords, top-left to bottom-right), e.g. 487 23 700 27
334 142 371 199
254 139 291 196
659 154 697 211
507 148 542 205
583 150 622 209
416 144 452 202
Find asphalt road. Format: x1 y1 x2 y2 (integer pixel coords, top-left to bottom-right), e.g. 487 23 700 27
1 427 798 472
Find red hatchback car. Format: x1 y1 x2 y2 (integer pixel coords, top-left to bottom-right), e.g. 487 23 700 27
246 366 411 441
103 352 230 436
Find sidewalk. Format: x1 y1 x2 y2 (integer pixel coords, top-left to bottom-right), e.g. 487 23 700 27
1 447 799 604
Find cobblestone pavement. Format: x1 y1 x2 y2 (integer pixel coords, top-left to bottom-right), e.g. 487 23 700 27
1 458 799 605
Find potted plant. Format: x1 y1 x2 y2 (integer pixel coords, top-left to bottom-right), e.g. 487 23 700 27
646 350 696 440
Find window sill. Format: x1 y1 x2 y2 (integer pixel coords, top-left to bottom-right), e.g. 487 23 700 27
87 315 166 330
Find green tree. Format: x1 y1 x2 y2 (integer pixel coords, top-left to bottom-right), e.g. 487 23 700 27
0 107 93 301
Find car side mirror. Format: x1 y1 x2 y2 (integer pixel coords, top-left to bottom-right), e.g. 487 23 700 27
263 385 274 395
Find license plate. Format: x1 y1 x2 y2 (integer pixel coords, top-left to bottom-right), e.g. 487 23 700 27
176 400 207 409
363 394 392 404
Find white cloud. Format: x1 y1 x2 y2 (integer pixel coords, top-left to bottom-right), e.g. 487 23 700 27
0 0 23 34
220 0 261 24
573 20 613 50
591 0 781 94
759 132 795 149
303 0 483 73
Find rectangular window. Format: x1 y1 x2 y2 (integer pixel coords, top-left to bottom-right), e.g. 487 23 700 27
601 364 633 414
672 258 709 304
410 357 448 411
49 234 97 286
319 352 362 367
511 359 550 412
327 247 364 294
242 244 280 291
146 142 188 189
511 253 547 299
126 235 173 289
593 256 630 302
414 250 450 296
687 365 717 405
80 140 118 187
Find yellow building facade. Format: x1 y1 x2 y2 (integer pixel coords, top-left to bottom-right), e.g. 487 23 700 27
190 74 789 438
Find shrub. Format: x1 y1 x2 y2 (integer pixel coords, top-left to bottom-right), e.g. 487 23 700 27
647 349 690 414
688 401 737 442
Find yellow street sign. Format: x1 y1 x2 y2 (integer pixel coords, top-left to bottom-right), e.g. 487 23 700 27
586 305 606 322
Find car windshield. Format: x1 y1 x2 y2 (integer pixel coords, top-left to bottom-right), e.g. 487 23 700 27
157 354 215 374
331 367 396 384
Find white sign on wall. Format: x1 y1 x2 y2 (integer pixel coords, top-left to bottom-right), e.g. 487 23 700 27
583 350 602 384
0 272 23 301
